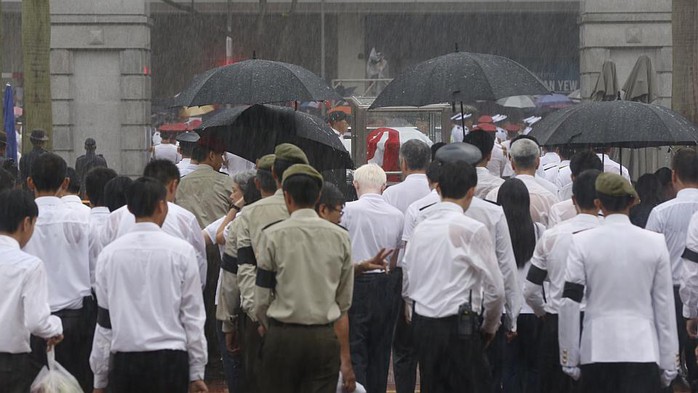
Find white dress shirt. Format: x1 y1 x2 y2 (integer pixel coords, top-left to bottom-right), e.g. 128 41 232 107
153 143 181 164
540 152 561 179
89 206 111 286
90 223 207 388
486 143 507 178
680 211 698 317
62 195 91 219
598 154 630 181
23 196 91 312
557 182 573 201
534 175 560 197
524 214 601 316
100 203 207 287
554 160 572 190
475 166 504 200
403 202 505 333
487 174 559 228
383 173 431 213
559 215 677 371
646 188 698 285
0 236 62 354
548 199 577 227
341 193 404 272
450 125 467 143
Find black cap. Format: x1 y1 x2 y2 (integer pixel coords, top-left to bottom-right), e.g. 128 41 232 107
328 111 348 123
30 129 49 141
85 138 96 147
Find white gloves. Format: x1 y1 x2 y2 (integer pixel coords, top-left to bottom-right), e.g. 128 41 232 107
562 366 581 381
660 369 677 387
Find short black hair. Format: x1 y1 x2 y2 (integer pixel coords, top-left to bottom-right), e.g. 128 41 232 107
654 167 672 187
569 150 603 177
66 167 81 194
0 167 16 192
283 174 321 207
180 142 196 157
557 146 576 160
634 173 663 206
596 192 635 212
463 131 495 161
256 169 277 194
0 189 38 233
400 139 431 171
30 153 67 192
104 176 134 212
126 177 167 218
437 161 477 199
672 149 698 184
573 169 601 210
430 142 446 161
426 161 442 183
512 134 540 147
273 158 306 182
144 159 180 186
85 167 117 207
191 145 207 162
243 176 262 205
315 181 345 212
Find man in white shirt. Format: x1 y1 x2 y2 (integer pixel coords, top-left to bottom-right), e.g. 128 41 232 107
540 147 561 179
329 111 352 154
548 151 603 227
0 189 63 392
552 146 575 190
646 149 698 386
383 139 432 213
153 131 181 163
559 173 677 392
464 130 504 199
523 169 602 393
176 131 200 178
84 167 117 286
90 177 208 393
24 153 93 392
487 138 559 227
404 160 505 392
341 163 404 393
60 167 91 219
597 148 630 181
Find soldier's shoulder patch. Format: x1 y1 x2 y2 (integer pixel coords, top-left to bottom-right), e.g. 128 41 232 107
418 202 437 211
262 220 285 231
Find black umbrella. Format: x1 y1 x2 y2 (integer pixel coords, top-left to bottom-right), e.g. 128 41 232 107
173 60 342 107
529 101 698 148
369 52 550 109
200 104 353 172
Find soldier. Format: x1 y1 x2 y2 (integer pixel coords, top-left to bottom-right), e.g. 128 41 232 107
255 164 355 393
176 131 200 177
75 138 108 195
19 129 49 184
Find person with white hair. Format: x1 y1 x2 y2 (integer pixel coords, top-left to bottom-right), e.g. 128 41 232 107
341 163 404 393
487 138 559 227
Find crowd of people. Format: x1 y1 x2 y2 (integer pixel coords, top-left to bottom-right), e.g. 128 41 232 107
1 114 698 393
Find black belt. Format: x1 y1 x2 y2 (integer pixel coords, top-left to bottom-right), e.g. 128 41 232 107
0 352 30 360
413 312 458 323
269 318 333 328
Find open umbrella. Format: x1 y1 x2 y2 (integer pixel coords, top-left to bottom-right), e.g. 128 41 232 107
622 55 658 103
591 60 620 101
528 101 698 148
536 93 573 109
496 95 536 108
3 85 16 162
200 104 352 172
173 60 342 107
369 52 549 109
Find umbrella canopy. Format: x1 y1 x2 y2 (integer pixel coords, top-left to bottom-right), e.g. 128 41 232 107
529 101 698 148
173 60 342 107
3 85 16 162
536 93 573 108
369 52 550 109
159 118 202 132
496 95 536 108
200 104 352 171
591 60 620 101
622 55 658 103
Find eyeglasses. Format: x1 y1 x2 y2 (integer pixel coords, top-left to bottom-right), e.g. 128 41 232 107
328 205 344 216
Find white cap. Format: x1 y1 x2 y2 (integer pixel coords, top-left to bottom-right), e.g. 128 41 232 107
523 116 542 125
451 113 472 121
492 114 508 123
523 126 533 135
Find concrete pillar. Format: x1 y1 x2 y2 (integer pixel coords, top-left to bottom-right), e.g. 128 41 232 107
336 14 365 80
50 0 150 177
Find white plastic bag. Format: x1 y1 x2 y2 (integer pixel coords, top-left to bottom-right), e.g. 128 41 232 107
336 373 367 393
30 349 83 393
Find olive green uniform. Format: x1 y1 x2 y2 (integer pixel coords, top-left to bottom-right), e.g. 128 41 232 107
255 208 354 393
175 164 234 228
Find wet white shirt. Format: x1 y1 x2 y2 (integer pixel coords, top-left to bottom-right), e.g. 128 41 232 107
153 143 181 164
540 152 561 181
598 154 630 181
487 174 559 228
680 211 698 317
475 166 504 200
646 188 698 285
90 223 207 388
554 160 572 191
23 196 91 312
89 207 111 286
403 202 505 334
341 193 404 273
548 199 577 227
535 175 560 197
100 203 207 288
62 195 90 219
0 236 62 353
524 214 601 316
383 173 431 213
486 143 507 178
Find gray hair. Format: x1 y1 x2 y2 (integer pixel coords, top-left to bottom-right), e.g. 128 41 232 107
399 139 431 171
510 138 540 170
232 169 257 193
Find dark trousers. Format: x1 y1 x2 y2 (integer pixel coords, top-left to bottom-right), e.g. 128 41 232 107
216 319 242 392
0 352 33 393
204 244 222 374
503 314 540 393
259 321 340 393
240 314 262 393
392 268 419 393
30 299 95 393
111 350 189 393
580 362 660 393
537 314 573 393
674 286 698 384
349 272 401 393
486 317 507 393
413 313 492 393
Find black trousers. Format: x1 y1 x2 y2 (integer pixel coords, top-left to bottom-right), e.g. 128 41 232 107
413 313 491 393
392 268 419 393
580 362 660 393
537 314 573 393
240 314 262 393
0 352 33 393
111 350 189 393
30 298 95 393
673 286 698 384
349 272 401 393
503 314 541 393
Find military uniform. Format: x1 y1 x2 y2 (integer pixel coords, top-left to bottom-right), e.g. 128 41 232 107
255 164 354 393
175 164 234 229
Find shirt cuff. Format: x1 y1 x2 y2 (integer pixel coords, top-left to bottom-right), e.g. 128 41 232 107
684 304 698 319
190 364 206 382
94 372 109 389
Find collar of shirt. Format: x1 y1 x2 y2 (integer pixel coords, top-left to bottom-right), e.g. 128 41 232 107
574 213 601 225
676 188 698 200
274 189 284 197
91 206 110 215
35 196 62 207
476 166 492 176
332 128 342 137
435 201 464 214
290 208 319 219
194 164 215 173
358 193 384 202
404 173 427 183
0 235 20 249
62 195 83 204
603 214 631 225
129 222 162 233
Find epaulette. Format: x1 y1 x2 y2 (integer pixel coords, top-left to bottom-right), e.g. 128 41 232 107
571 227 594 235
419 202 438 211
262 219 285 231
